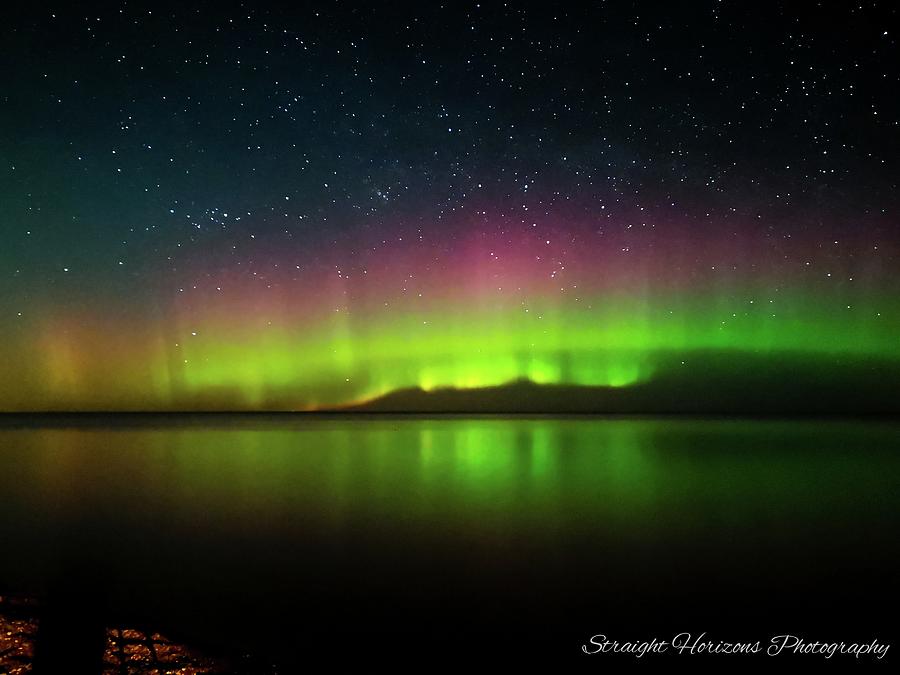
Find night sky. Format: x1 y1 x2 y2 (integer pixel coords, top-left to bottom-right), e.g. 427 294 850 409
1 1 898 410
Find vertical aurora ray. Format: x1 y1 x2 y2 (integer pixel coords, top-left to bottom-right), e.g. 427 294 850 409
4 214 897 411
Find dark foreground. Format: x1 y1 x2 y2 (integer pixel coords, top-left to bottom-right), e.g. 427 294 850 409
0 415 897 669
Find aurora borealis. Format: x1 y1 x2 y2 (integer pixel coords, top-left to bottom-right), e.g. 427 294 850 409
1 2 898 411
6 220 900 411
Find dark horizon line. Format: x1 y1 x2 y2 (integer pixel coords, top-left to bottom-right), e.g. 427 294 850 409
2 410 899 418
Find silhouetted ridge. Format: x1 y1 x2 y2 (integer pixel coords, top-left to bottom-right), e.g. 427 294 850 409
338 353 900 414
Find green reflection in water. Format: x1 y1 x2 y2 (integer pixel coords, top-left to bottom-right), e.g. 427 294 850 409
1 418 898 549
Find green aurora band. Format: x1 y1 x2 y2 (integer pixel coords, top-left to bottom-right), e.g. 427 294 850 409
3 284 898 410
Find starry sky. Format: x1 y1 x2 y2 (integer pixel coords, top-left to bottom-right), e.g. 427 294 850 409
1 1 898 411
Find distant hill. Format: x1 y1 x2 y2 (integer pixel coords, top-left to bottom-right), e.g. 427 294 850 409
336 353 900 414
3 350 898 416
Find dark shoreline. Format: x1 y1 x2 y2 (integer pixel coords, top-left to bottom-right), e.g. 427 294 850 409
2 410 900 430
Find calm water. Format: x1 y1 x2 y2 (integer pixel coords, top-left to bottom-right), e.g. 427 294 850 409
1 416 898 662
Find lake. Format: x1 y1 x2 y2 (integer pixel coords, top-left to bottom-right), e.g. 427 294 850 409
1 415 898 666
